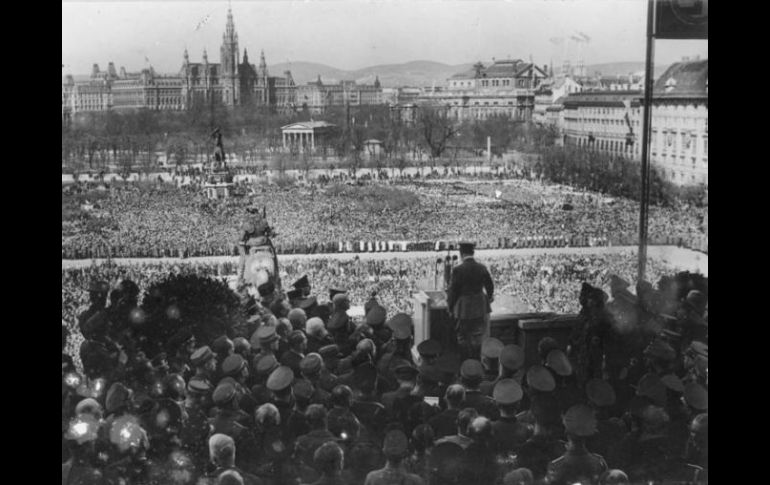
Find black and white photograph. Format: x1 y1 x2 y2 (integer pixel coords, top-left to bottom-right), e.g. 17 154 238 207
62 1 708 483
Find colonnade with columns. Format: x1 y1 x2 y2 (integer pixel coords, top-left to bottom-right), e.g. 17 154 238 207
282 130 315 151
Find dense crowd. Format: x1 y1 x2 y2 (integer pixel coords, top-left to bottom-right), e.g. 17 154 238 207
62 253 679 340
62 180 706 259
62 261 708 484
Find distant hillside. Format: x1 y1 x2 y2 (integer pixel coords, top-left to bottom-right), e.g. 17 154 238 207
269 60 471 87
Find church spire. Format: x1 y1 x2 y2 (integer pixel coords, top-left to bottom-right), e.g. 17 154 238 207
243 48 249 64
259 49 268 78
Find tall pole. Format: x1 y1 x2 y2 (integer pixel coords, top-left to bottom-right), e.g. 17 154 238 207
637 0 656 283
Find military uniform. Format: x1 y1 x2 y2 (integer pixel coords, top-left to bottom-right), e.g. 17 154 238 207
364 430 425 485
545 404 608 485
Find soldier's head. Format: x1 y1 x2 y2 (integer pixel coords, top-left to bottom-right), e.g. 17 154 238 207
457 408 479 437
163 373 187 401
190 346 217 374
232 337 251 358
305 404 328 430
445 384 466 409
270 298 291 319
209 433 235 468
314 442 344 477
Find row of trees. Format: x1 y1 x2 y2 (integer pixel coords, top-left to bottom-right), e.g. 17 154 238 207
532 146 707 207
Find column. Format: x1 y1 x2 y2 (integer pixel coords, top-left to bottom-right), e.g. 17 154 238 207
283 132 287 149
311 131 315 151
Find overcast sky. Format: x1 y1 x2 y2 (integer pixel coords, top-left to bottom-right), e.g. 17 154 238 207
62 0 708 75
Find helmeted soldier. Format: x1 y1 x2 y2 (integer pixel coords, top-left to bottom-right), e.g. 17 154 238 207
479 337 505 395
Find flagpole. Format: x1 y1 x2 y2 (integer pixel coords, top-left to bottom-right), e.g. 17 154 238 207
637 0 656 284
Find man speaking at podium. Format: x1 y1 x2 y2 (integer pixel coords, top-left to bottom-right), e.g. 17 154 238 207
446 241 494 360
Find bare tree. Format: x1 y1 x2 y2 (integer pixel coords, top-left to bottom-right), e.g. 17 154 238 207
418 105 458 163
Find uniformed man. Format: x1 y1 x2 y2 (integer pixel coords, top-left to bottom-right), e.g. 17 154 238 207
328 293 355 350
479 337 505 395
281 330 307 378
461 417 500 484
180 378 213 465
190 346 217 389
416 339 442 368
166 327 196 379
545 404 608 485
446 241 494 361
299 353 331 406
209 382 260 475
459 359 499 420
267 365 296 428
364 303 392 354
222 354 257 415
364 430 425 485
377 313 415 391
491 378 532 455
251 326 280 377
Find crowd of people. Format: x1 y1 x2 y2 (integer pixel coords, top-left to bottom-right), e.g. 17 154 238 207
61 180 706 260
62 252 679 343
62 260 708 484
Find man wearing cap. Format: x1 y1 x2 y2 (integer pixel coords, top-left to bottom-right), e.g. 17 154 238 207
479 337 504 396
416 339 442 367
288 308 308 333
459 359 499 420
377 313 415 390
328 293 355 349
190 346 218 389
545 404 608 485
364 429 425 485
299 353 331 406
446 241 494 361
491 379 532 454
209 382 260 474
267 366 296 426
251 325 279 376
222 354 257 415
281 330 307 378
181 377 214 465
364 303 392 354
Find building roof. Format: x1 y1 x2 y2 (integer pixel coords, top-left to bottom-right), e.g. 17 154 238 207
281 121 337 131
653 59 707 99
562 90 642 109
449 59 546 81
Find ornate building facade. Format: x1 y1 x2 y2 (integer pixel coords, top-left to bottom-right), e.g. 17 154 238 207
62 7 296 115
296 76 383 114
417 59 549 121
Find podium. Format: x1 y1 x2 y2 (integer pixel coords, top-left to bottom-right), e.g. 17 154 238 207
412 290 581 368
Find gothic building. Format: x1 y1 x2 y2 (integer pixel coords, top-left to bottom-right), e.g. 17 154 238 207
180 7 295 110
